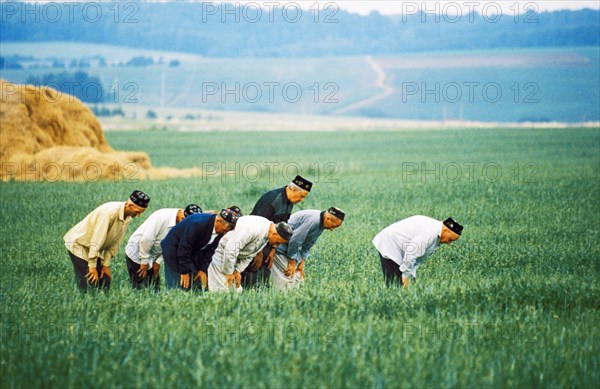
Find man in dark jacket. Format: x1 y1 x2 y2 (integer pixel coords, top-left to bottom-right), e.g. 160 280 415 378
242 175 312 288
161 207 240 290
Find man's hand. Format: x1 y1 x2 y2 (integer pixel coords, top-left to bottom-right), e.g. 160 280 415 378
137 264 148 279
180 273 190 289
85 268 99 284
402 276 410 288
284 259 297 277
265 248 276 270
194 270 208 288
151 262 160 277
100 266 112 280
226 271 242 288
297 259 305 279
233 270 241 288
249 251 264 272
226 273 235 287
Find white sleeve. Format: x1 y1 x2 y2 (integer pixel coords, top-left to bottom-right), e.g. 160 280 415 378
222 227 255 275
155 254 164 265
138 219 160 265
399 234 430 277
234 237 264 273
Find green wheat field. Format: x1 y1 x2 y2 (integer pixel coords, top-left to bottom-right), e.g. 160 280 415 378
1 128 599 388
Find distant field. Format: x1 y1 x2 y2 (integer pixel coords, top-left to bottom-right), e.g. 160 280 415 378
0 42 201 63
0 42 377 116
1 42 598 121
375 47 600 122
1 128 599 388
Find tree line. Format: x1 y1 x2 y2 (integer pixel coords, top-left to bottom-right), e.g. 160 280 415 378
1 2 598 57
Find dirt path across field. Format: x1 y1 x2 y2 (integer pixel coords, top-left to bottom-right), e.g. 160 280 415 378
332 55 394 115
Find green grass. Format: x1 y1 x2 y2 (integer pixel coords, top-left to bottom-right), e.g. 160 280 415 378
1 128 599 388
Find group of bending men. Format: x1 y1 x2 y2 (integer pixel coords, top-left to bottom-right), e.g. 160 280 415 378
64 175 464 292
64 175 344 292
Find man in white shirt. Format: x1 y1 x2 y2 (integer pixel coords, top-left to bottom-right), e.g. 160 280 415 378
372 216 463 287
124 204 202 290
208 216 293 292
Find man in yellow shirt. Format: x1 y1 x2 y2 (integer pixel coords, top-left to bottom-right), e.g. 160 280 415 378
64 190 150 291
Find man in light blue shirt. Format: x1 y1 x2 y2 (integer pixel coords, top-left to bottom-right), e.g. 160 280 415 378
272 207 345 289
372 216 463 287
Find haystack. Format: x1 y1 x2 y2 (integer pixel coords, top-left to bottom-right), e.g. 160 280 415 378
0 79 199 181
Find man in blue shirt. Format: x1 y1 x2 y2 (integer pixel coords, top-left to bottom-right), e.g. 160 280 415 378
271 207 345 289
161 207 240 290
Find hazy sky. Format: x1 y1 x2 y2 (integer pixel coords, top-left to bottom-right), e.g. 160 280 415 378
224 1 600 15
336 1 600 15
31 1 600 14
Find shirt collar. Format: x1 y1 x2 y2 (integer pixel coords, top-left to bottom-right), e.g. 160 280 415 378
119 202 127 222
319 211 326 229
281 186 292 205
169 210 179 227
435 222 443 245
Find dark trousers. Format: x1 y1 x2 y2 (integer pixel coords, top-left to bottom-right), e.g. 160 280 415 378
164 262 205 291
240 252 270 289
164 262 186 290
68 251 111 291
126 255 160 291
379 253 403 286
241 267 271 289
241 245 273 289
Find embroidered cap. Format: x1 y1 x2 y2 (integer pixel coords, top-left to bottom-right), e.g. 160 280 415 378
220 208 240 224
292 175 313 192
327 207 346 221
275 222 293 241
443 217 464 236
228 205 243 216
184 204 202 217
129 190 150 208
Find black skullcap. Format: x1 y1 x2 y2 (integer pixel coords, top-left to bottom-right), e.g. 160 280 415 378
130 190 150 208
275 222 293 241
292 175 313 192
184 204 202 217
220 208 240 224
228 205 243 216
327 207 345 221
443 217 464 236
